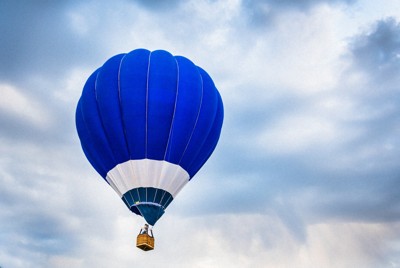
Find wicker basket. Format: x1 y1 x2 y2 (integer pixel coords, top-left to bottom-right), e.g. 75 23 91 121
136 233 155 251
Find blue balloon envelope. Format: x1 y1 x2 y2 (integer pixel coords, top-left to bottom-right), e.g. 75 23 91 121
76 49 223 226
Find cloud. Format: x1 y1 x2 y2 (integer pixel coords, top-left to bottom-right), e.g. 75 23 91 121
293 18 400 224
0 81 57 125
0 1 123 86
180 15 400 234
0 1 400 267
241 0 356 27
131 0 182 11
350 17 400 76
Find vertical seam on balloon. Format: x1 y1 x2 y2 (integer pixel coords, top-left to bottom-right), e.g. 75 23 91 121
163 56 180 161
117 54 132 160
177 67 204 166
93 69 125 193
152 188 158 203
163 195 173 209
136 188 141 202
158 55 179 205
93 69 119 170
77 100 105 177
158 184 167 206
188 93 222 178
122 194 130 207
187 93 220 178
145 52 152 158
129 190 135 205
145 52 152 196
115 54 132 194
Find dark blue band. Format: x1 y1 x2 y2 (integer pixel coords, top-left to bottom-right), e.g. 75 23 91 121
121 187 174 225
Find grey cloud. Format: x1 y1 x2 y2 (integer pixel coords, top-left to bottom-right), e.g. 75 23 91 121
346 18 400 160
1 210 78 254
0 139 118 267
131 0 182 11
305 170 400 222
241 0 356 27
0 173 80 266
350 17 400 77
242 0 356 12
305 19 400 223
0 93 77 149
0 1 103 84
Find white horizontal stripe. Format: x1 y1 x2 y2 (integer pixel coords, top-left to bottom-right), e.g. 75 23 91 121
105 159 189 198
131 202 162 208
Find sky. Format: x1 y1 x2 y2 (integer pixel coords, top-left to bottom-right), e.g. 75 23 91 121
0 0 400 267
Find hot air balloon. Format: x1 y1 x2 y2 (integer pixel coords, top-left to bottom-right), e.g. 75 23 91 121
75 48 224 250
